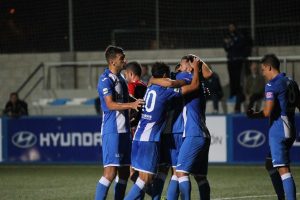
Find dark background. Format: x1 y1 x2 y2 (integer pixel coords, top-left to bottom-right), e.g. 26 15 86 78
0 0 299 52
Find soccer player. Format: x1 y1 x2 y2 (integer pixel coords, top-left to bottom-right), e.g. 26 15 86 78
124 58 202 200
95 45 144 200
247 54 300 200
124 61 147 134
154 55 213 200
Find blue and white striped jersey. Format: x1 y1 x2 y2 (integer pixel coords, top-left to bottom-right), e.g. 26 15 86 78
134 85 182 142
181 72 209 138
97 68 130 135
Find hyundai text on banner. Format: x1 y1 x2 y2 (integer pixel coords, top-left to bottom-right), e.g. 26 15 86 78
6 116 102 162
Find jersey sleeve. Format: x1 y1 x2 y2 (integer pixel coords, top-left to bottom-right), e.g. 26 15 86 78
264 83 275 101
166 87 182 100
98 76 114 97
176 73 192 84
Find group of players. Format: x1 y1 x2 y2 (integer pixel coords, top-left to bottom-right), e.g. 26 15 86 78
95 45 300 200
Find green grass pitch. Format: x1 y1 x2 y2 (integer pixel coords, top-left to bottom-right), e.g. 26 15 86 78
0 165 299 200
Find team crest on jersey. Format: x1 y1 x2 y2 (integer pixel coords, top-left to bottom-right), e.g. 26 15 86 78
173 88 180 93
266 92 273 98
103 88 108 94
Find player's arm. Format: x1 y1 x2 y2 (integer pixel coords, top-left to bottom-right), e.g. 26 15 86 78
104 95 144 112
148 77 187 88
181 58 201 95
247 100 274 118
201 59 213 79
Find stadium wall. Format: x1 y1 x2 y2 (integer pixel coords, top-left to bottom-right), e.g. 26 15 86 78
1 46 300 112
1 115 300 164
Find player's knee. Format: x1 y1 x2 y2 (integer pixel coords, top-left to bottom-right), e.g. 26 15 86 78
139 172 154 185
265 158 274 171
103 167 117 181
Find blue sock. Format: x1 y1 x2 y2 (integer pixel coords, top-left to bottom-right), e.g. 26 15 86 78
151 172 167 200
178 176 191 200
197 178 210 200
95 177 111 200
114 176 128 200
268 169 285 200
281 173 296 200
167 175 179 200
124 177 146 200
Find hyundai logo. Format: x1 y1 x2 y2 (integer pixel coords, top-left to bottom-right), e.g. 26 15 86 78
12 131 37 148
237 130 266 148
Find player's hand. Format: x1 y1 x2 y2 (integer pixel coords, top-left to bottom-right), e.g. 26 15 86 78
131 99 145 111
246 109 255 118
189 56 202 71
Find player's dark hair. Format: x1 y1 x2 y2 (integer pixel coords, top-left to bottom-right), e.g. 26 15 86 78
104 45 124 63
10 92 18 98
125 62 142 77
181 55 196 62
151 62 170 78
260 54 280 71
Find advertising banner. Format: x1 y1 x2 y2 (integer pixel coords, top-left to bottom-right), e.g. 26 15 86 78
230 115 300 163
206 116 227 162
6 116 102 163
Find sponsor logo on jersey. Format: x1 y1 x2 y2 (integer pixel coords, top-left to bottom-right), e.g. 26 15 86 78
12 131 37 148
237 130 266 148
266 92 273 99
103 88 108 94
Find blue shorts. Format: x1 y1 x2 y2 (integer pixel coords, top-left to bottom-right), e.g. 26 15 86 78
176 137 210 175
160 133 184 167
269 122 295 167
131 140 160 174
102 133 131 167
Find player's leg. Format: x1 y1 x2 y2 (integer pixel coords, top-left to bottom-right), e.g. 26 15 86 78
265 154 285 200
125 140 159 200
270 131 296 200
151 165 168 200
167 167 180 200
278 166 296 200
177 136 206 200
113 133 132 200
167 133 184 200
95 166 117 200
114 166 130 200
194 138 211 200
95 133 120 200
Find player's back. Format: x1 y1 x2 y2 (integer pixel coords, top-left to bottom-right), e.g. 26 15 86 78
134 84 181 142
266 73 300 135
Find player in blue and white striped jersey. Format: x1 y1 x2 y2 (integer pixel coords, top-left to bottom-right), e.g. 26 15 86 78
247 54 300 200
124 59 202 200
94 45 144 200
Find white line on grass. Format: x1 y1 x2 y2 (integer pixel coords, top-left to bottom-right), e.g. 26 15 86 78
212 193 300 200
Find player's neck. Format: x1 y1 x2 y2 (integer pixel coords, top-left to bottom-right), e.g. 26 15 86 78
269 71 280 81
108 65 120 74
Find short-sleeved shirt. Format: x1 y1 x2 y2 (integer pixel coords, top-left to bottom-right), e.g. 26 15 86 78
134 85 182 142
180 72 210 138
265 73 300 137
97 68 130 135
